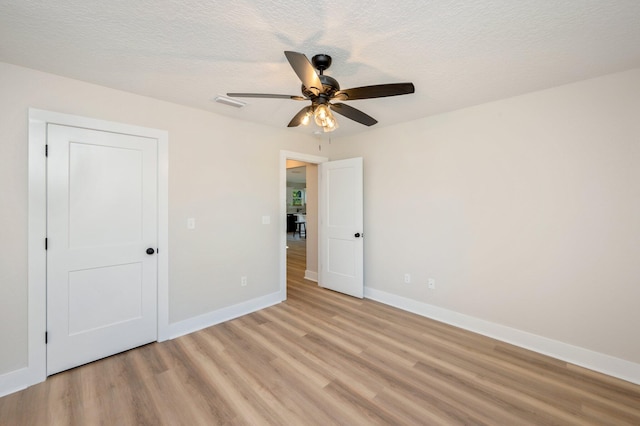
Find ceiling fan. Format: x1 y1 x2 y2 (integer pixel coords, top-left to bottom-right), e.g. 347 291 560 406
227 51 415 132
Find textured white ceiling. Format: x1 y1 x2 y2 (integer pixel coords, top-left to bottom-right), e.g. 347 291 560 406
2 0 640 137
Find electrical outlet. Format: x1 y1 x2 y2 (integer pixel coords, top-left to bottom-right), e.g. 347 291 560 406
404 273 411 284
428 278 435 289
241 276 248 287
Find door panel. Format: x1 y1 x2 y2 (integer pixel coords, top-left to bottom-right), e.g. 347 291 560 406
319 157 364 298
68 142 143 247
47 124 158 375
67 263 143 335
327 239 356 276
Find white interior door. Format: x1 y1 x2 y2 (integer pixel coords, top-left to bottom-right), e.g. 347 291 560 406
47 124 158 375
319 157 364 298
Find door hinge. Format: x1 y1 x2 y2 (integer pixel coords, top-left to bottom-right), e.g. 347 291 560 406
45 332 48 344
45 238 48 250
45 144 48 157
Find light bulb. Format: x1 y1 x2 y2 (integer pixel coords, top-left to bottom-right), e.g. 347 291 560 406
322 114 338 132
326 117 334 128
301 111 311 126
313 104 338 132
314 104 330 127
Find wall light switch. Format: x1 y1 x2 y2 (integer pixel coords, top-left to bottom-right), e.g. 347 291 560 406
262 215 271 225
187 218 195 229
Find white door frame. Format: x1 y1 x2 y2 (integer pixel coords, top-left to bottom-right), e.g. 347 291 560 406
27 108 169 388
279 150 328 300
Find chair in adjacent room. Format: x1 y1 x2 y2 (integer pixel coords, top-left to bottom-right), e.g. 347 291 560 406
293 214 306 238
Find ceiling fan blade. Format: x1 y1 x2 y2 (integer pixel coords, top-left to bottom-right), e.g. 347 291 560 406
284 51 323 96
334 83 415 101
330 103 378 126
288 106 314 127
227 93 306 100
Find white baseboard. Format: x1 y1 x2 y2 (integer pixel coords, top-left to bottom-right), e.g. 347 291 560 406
164 291 283 340
304 270 318 282
364 287 640 385
0 367 34 398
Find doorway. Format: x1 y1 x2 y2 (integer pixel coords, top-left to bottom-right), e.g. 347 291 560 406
279 151 327 301
279 151 364 300
286 161 318 282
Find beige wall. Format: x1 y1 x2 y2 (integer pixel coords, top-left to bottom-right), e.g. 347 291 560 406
326 69 640 364
2 60 638 380
0 62 318 375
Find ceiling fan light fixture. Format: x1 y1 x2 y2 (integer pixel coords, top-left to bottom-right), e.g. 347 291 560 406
314 104 338 132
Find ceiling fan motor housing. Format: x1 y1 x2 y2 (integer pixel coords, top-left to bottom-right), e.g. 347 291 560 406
311 54 332 72
302 74 340 99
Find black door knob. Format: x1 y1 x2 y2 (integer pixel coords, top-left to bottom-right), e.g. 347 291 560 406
354 233 361 238
146 248 155 255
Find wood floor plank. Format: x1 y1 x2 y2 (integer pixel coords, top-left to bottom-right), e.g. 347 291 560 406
179 333 282 426
1 233 639 424
236 322 333 388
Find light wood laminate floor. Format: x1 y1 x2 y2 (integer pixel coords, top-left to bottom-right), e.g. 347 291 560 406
1 235 639 425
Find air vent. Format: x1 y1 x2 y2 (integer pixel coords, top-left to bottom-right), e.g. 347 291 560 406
214 96 247 108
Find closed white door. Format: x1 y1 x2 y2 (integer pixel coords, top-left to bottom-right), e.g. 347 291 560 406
47 124 158 375
319 157 364 298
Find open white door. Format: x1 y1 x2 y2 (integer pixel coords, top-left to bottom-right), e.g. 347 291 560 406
47 124 158 375
319 157 364 298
